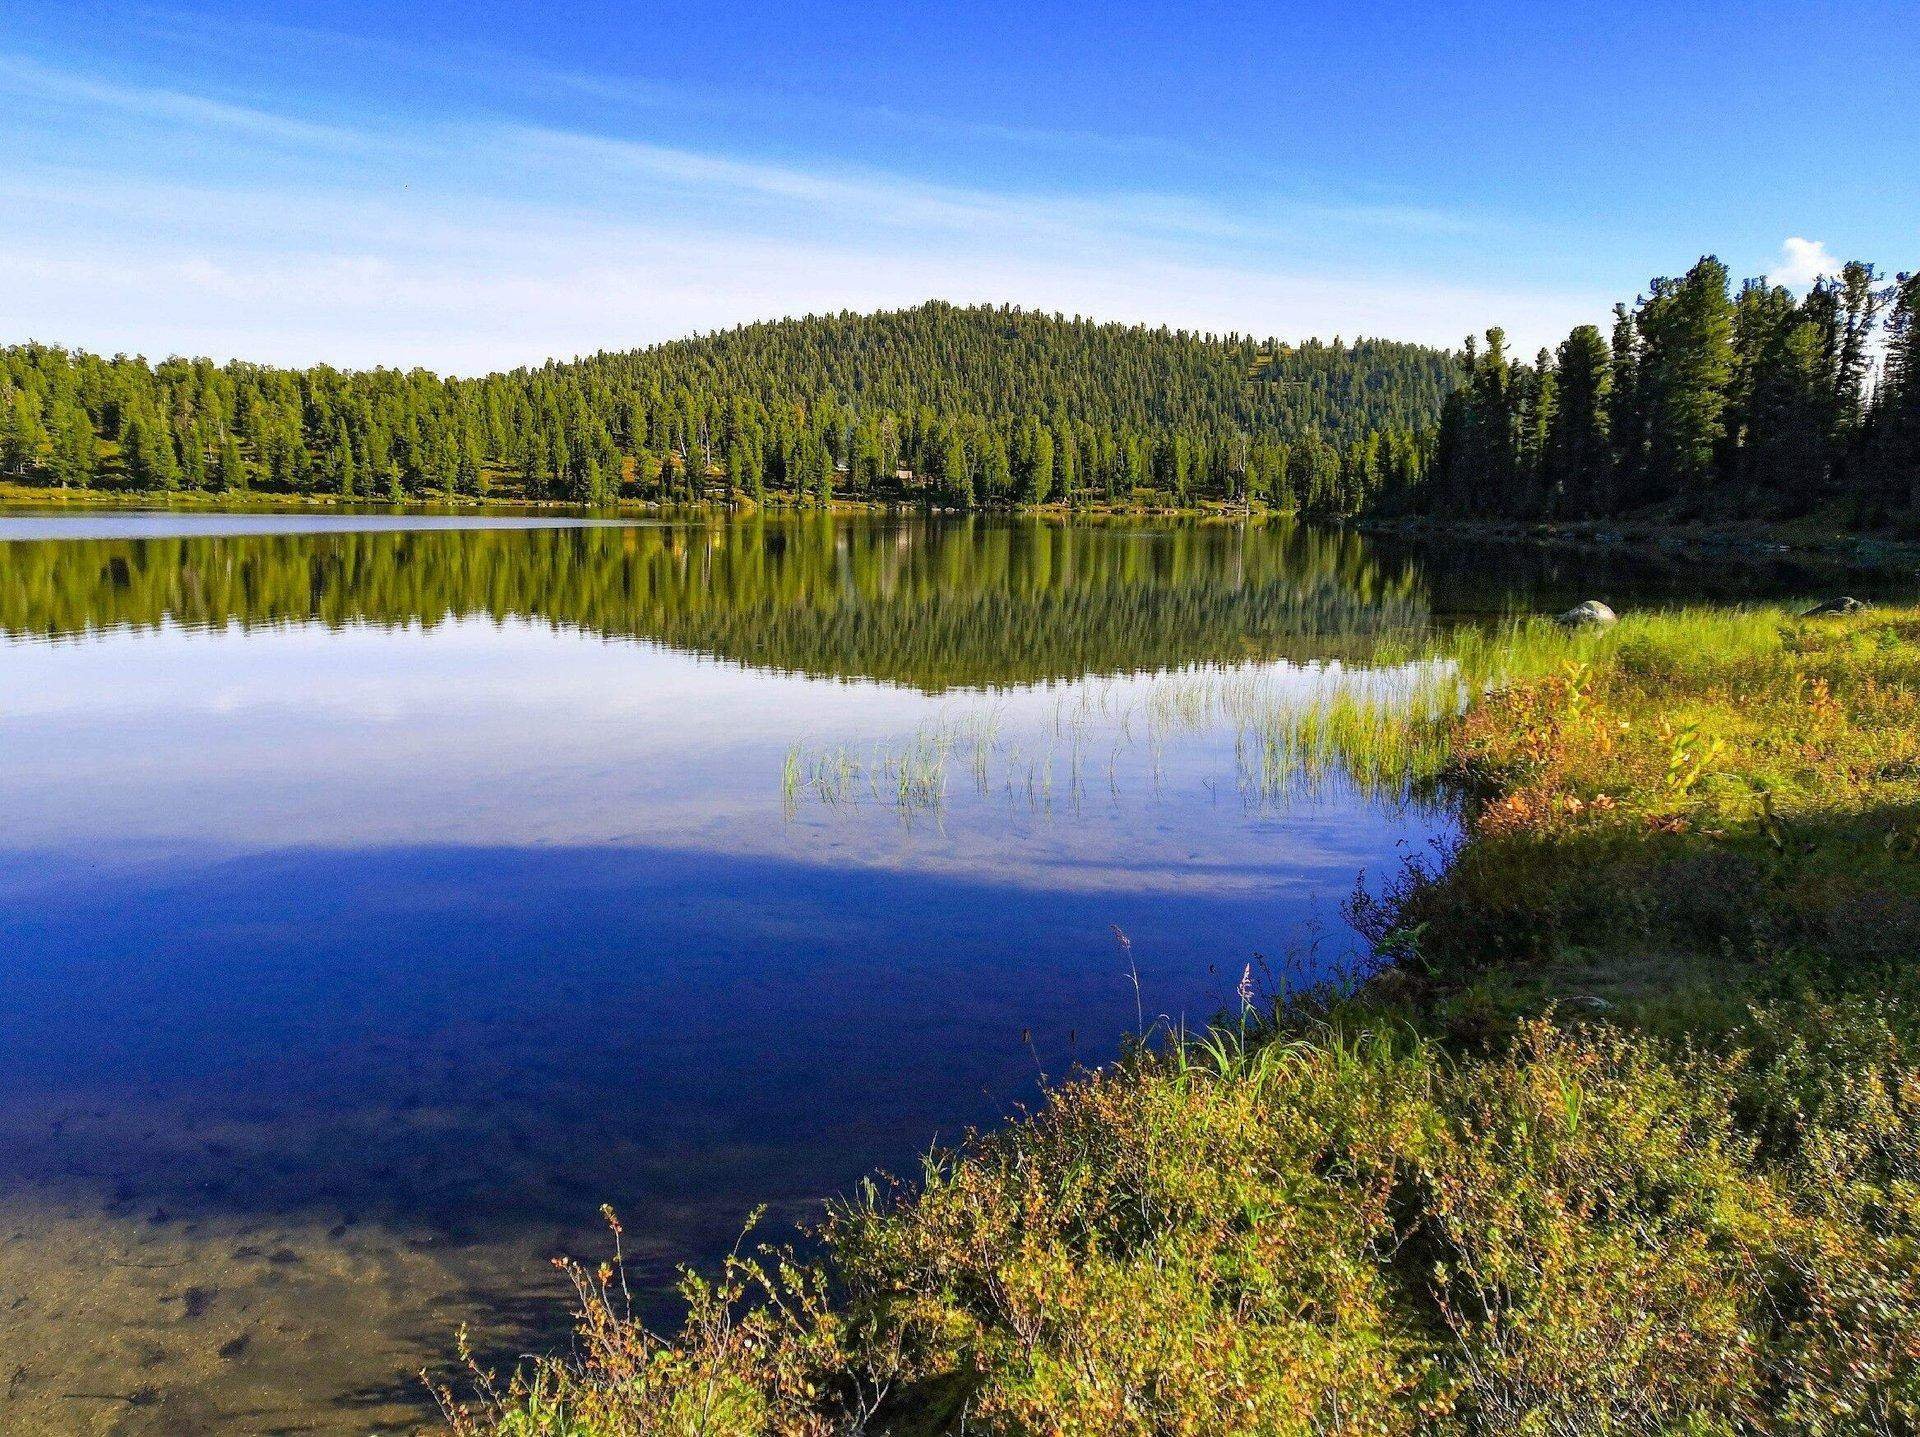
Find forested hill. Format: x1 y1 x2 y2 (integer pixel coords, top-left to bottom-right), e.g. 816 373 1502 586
0 303 1452 516
572 303 1452 456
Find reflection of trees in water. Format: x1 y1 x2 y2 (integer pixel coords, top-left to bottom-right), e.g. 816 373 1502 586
0 516 1429 690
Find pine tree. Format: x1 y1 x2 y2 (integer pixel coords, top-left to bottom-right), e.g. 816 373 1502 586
1634 257 1735 506
978 433 1011 503
1050 414 1076 503
333 419 356 497
1432 329 1520 515
1123 436 1148 498
727 438 758 504
1544 326 1610 517
938 429 972 508
123 407 180 490
1518 350 1557 514
1872 272 1920 513
1608 304 1644 500
1155 433 1191 501
1029 422 1054 505
2 388 48 478
48 399 97 487
218 434 248 493
810 435 833 506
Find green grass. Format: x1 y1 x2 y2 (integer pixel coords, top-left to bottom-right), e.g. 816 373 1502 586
440 604 1920 1436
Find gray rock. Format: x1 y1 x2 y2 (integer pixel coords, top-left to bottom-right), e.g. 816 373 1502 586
1801 596 1865 617
1556 599 1618 627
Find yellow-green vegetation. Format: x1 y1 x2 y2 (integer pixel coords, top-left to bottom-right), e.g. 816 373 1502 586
1375 606 1920 1026
440 606 1920 1436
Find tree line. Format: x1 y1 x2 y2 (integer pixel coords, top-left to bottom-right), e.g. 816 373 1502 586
0 302 1449 518
4 272 1913 526
1417 257 1920 525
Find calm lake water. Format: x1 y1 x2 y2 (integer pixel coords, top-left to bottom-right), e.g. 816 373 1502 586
0 510 1907 1435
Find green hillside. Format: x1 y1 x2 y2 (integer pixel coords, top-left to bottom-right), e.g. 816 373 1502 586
0 303 1452 515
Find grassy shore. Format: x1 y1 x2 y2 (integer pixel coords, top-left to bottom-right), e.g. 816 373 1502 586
0 477 1274 522
441 606 1920 1435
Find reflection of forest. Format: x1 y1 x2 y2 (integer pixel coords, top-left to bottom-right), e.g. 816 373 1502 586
0 516 1429 690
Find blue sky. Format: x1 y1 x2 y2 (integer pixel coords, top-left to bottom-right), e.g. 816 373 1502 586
2 1 1914 371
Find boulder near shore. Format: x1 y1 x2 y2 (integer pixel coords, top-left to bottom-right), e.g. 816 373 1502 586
1802 596 1866 617
1556 600 1618 627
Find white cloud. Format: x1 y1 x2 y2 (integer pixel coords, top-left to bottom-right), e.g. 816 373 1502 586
1770 236 1841 289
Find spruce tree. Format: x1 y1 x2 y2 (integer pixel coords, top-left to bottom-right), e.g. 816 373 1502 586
1872 272 1920 513
1634 257 1735 506
1545 326 1610 517
49 399 97 487
2 389 47 478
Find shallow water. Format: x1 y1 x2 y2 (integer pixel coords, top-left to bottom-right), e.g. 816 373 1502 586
0 511 1905 1434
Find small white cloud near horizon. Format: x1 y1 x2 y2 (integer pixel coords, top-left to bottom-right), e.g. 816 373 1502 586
1770 236 1841 289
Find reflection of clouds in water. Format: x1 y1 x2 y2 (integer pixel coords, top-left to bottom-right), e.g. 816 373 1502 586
0 618 1446 896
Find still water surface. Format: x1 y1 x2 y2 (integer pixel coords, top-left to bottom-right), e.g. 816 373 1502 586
0 511 1903 1434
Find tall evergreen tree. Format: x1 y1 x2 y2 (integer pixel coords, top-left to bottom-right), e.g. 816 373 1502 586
1873 272 1920 513
1545 326 1610 517
2 388 47 478
1633 257 1735 506
48 398 97 487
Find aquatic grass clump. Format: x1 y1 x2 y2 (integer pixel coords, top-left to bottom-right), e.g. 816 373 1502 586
782 733 956 813
783 657 1473 819
1228 663 1464 803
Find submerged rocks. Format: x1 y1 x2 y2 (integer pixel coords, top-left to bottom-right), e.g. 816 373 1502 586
1556 600 1618 628
1802 596 1865 617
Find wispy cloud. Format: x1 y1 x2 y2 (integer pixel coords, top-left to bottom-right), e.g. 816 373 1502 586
98 11 1488 235
496 124 1263 244
116 10 1240 173
0 50 1589 370
0 52 371 151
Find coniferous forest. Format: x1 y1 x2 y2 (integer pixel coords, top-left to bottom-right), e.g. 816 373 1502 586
0 304 1448 518
1421 257 1920 529
2 262 1916 526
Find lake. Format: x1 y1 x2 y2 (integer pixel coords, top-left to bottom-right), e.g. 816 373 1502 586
0 510 1901 1434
